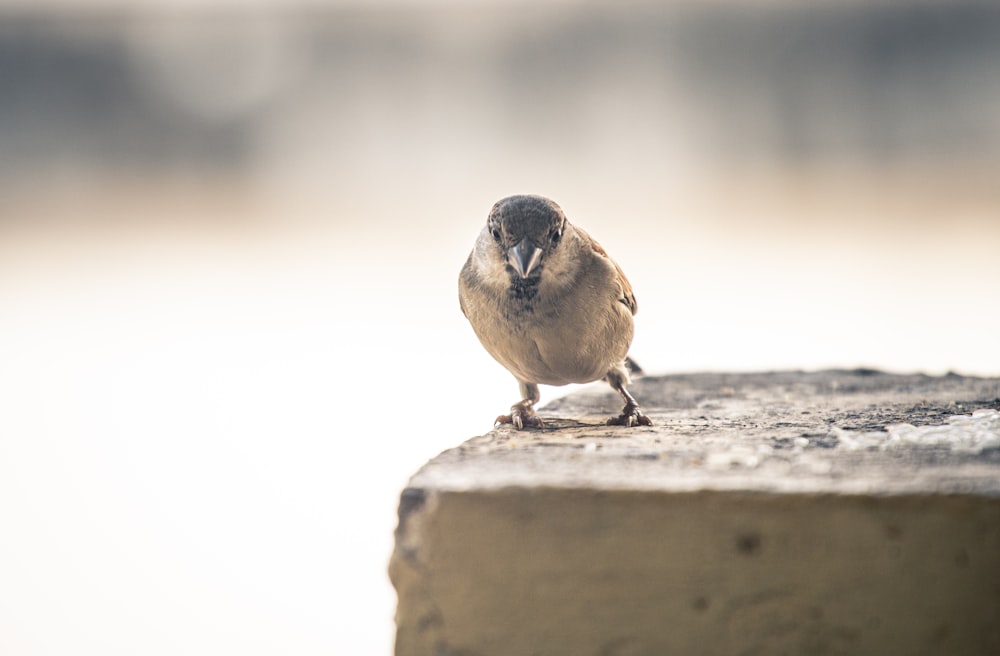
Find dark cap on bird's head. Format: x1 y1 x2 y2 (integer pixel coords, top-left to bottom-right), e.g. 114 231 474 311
486 195 567 278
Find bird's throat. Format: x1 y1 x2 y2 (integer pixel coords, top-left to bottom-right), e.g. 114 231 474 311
507 274 541 305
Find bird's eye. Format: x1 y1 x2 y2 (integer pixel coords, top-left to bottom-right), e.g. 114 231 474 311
551 227 563 245
490 226 502 242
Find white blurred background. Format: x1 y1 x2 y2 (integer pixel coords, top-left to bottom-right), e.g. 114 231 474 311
1 1 999 654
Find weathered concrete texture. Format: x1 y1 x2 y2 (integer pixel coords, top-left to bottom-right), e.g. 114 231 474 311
390 371 1000 656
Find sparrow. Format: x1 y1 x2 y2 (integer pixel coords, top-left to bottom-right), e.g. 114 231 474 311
459 194 653 429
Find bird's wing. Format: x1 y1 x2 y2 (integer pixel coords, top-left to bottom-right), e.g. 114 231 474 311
458 254 474 318
577 227 638 316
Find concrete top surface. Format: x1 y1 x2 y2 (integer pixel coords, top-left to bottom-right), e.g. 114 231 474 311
409 370 1000 497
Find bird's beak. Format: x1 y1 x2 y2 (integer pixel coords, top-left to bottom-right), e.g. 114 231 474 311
508 238 544 278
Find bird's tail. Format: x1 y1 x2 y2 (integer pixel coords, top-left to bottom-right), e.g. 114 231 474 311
624 356 644 377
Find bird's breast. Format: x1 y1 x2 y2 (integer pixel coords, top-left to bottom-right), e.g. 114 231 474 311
461 255 633 386
495 288 631 385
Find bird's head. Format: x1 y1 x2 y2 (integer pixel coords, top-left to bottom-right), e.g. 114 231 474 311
484 195 567 279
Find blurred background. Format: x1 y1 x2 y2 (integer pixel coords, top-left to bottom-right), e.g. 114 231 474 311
1 1 998 654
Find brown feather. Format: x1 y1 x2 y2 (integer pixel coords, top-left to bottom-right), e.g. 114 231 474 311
575 226 638 316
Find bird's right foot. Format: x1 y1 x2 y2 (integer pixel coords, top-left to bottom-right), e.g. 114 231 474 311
495 401 544 430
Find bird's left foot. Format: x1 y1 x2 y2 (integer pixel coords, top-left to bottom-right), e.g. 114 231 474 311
607 402 653 428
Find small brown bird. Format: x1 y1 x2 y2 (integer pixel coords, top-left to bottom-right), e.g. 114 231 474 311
459 194 653 429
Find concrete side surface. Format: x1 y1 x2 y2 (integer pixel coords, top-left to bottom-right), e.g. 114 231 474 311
390 370 1000 656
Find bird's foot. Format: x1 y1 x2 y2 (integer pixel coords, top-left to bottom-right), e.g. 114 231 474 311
607 402 653 428
495 402 544 430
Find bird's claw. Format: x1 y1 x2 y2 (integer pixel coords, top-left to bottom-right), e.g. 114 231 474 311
495 405 544 430
607 403 653 428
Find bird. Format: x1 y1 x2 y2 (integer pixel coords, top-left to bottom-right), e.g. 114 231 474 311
459 194 653 430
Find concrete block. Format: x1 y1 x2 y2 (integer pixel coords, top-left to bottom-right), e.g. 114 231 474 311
390 371 1000 656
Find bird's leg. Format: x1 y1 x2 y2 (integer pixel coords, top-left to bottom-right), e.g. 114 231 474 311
606 371 653 428
495 381 544 430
